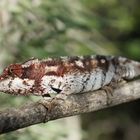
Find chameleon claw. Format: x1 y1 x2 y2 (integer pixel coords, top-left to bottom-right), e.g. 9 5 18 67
38 98 52 112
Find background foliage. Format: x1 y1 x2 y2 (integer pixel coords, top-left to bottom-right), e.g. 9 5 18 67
0 0 140 140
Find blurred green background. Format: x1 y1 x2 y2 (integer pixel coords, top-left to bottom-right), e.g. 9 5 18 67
0 0 140 140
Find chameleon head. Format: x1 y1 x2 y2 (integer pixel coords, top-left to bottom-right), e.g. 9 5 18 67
0 64 35 95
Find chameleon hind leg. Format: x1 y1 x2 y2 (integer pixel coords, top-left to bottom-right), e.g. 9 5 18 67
101 79 127 105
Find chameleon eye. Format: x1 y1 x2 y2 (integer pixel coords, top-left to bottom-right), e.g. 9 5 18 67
8 67 14 75
8 64 23 77
9 68 14 73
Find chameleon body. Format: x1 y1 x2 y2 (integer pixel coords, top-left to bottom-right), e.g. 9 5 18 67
0 55 140 98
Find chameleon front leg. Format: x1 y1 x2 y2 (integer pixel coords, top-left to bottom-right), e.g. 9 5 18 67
40 92 68 113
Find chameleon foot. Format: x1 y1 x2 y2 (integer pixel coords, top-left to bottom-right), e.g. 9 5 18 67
38 98 53 123
102 85 114 105
40 93 67 111
39 97 52 112
102 79 127 105
48 93 68 107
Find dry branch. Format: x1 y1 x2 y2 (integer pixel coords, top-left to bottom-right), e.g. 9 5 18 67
0 79 140 134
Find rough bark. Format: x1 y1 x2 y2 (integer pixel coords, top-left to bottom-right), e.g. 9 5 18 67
0 79 140 134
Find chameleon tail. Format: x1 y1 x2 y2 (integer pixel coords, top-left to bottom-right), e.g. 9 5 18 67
117 57 140 80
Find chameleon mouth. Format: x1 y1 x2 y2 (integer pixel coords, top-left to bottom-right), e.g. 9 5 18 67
0 76 4 80
0 67 10 81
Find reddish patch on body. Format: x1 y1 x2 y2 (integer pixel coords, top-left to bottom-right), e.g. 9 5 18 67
66 56 97 73
45 56 99 75
0 56 106 81
57 65 67 76
43 56 99 76
46 71 58 76
21 63 46 93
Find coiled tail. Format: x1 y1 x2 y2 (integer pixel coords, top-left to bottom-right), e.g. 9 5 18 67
114 57 140 80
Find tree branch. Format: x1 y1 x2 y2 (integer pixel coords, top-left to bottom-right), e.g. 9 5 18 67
0 79 140 134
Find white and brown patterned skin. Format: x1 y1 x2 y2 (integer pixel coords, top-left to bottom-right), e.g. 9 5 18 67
0 55 140 98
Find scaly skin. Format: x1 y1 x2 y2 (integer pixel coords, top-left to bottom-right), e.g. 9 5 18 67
0 55 140 98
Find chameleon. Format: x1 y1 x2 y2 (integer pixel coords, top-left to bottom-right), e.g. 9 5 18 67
0 55 140 99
